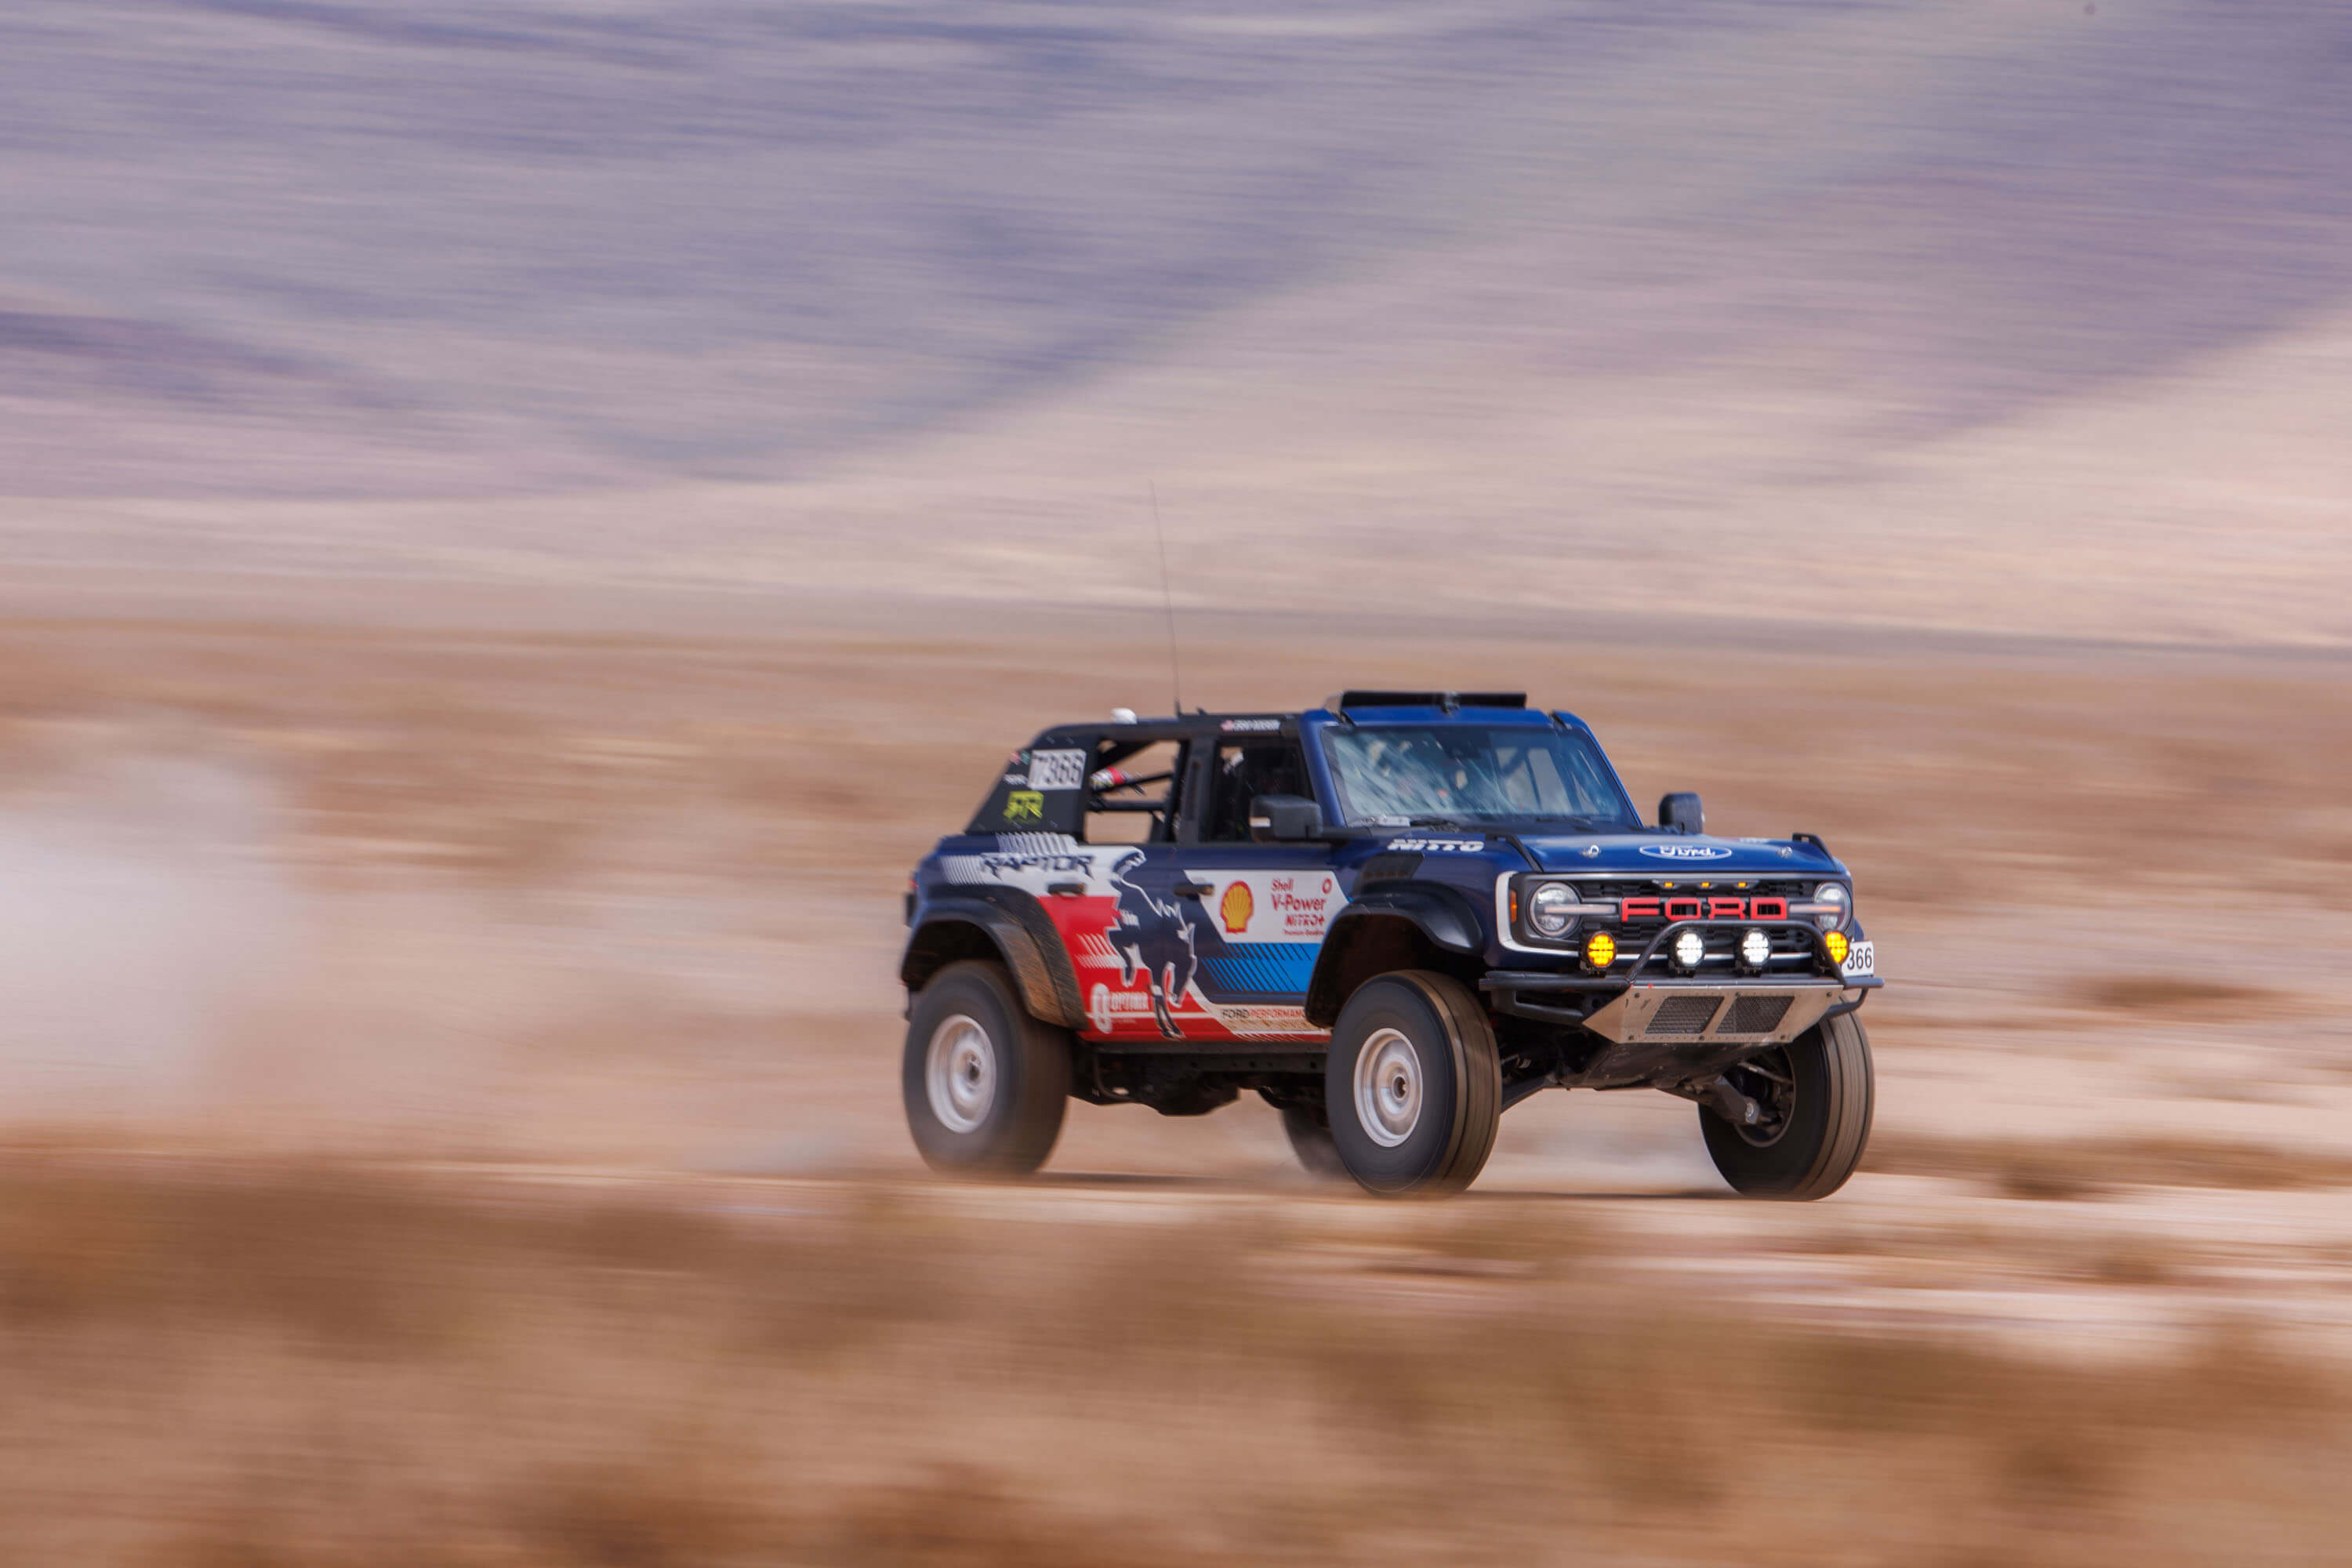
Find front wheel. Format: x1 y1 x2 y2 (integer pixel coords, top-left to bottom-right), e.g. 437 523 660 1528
1323 971 1501 1197
902 960 1071 1176
1700 1012 1874 1200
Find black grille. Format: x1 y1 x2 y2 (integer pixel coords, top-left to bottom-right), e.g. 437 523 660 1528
1722 995 1793 1035
1581 880 1823 975
1586 879 1813 903
1646 995 1722 1037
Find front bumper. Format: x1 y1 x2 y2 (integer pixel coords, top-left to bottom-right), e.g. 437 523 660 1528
1482 915 1878 1045
1581 978 1868 1044
1479 968 1882 1045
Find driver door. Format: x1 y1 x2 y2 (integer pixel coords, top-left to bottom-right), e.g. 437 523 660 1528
1168 739 1341 1040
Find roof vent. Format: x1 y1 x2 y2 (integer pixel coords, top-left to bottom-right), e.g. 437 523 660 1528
1332 690 1527 712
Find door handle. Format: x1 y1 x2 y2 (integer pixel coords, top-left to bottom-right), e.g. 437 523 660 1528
1047 882 1085 898
1172 880 1215 898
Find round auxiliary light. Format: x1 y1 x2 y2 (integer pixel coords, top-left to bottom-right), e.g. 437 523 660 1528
1671 928 1708 973
1739 927 1773 971
1527 881 1580 937
1813 883 1850 931
1824 931 1850 966
1584 930 1617 970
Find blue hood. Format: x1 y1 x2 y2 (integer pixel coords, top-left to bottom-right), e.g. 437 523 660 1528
1515 832 1844 878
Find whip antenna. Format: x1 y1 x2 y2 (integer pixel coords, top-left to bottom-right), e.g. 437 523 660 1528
1149 483 1183 715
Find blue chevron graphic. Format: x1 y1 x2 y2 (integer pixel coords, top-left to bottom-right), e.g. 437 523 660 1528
1199 942 1318 996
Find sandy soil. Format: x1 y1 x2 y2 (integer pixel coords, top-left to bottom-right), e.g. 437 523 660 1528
5 590 2349 1352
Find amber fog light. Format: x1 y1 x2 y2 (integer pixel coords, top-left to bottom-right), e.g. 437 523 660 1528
1824 931 1850 967
1583 931 1617 971
1738 927 1772 972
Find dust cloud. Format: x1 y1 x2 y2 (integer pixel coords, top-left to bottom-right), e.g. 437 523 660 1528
0 757 298 1118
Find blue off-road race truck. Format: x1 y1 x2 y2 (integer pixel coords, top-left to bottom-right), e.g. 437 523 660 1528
900 692 1879 1198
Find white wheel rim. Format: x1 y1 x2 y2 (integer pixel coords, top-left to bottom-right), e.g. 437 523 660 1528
925 1014 996 1134
1353 1027 1423 1149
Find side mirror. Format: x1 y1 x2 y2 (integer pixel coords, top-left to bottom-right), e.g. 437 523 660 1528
1658 792 1704 835
1250 793 1324 843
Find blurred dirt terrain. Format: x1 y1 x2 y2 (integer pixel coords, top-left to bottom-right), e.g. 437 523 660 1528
3 0 2352 1562
6 604 2352 1563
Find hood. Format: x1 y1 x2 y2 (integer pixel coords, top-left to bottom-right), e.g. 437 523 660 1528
1516 832 1844 878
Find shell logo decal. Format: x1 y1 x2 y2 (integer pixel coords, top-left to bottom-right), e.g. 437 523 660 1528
1219 880 1254 934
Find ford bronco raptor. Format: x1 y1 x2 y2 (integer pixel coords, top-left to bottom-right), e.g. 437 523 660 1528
900 692 1878 1198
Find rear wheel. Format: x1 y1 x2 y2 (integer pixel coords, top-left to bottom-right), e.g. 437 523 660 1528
902 960 1070 1176
1323 971 1501 1197
1700 1012 1874 1199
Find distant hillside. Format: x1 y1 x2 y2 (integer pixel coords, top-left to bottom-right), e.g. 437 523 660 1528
4 0 2347 493
2 1 2348 645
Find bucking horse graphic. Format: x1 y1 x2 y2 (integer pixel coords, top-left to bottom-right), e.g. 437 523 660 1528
1105 849 1198 1039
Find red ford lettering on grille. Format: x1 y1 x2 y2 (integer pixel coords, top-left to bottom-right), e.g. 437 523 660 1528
1610 895 1795 924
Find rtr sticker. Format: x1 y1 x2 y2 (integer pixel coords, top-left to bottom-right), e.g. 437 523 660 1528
1025 750 1088 790
1004 789 1045 824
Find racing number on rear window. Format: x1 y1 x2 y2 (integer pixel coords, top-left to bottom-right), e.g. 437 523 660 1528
1026 750 1087 791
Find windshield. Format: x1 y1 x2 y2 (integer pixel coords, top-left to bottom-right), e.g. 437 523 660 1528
1319 724 1636 828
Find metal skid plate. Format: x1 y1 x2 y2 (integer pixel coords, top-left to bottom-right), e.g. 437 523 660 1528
1581 982 1849 1046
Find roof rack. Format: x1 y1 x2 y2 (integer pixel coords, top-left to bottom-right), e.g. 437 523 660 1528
1330 690 1527 712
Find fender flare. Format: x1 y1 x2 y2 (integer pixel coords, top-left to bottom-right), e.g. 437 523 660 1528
1305 884 1483 1027
901 890 1087 1030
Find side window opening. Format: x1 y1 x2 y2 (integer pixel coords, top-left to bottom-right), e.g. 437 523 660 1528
1081 739 1185 844
1207 742 1310 843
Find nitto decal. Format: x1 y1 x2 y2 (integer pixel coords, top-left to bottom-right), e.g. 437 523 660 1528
1388 837 1483 854
1025 750 1088 791
1639 843 1735 861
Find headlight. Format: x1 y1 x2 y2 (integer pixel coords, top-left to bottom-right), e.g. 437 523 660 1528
1671 928 1708 973
1526 881 1579 937
1739 927 1772 971
1813 883 1849 931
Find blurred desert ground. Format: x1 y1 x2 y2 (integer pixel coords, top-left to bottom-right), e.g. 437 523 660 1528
5 0 2352 1561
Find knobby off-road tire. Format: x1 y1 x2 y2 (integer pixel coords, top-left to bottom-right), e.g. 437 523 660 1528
1324 971 1501 1198
1279 1103 1351 1182
902 960 1071 1176
1700 1012 1874 1200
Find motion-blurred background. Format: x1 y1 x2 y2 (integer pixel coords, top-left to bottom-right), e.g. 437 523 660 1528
5 3 2351 1562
